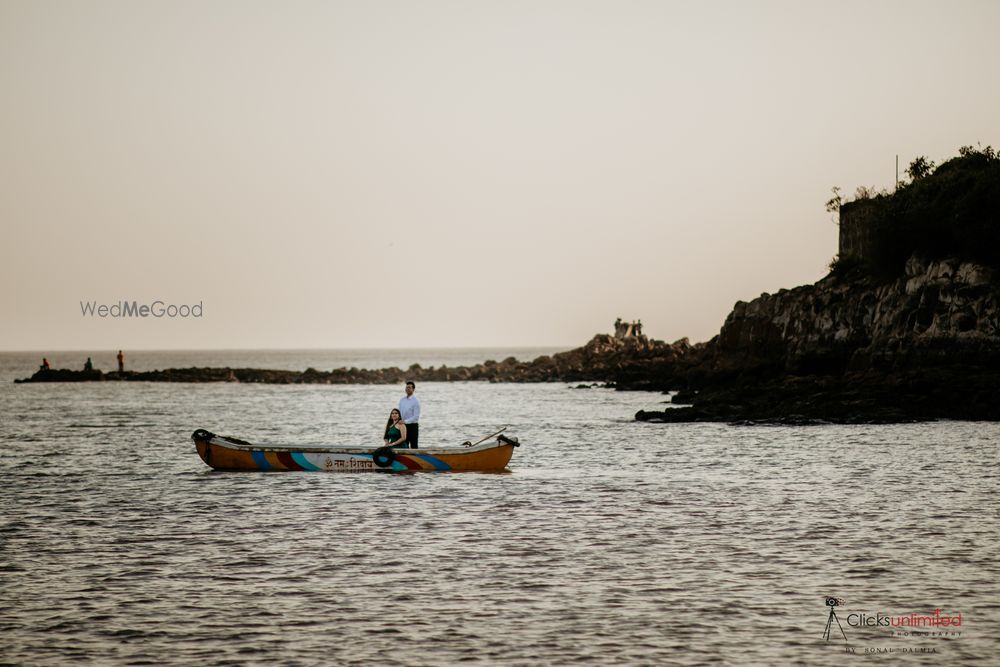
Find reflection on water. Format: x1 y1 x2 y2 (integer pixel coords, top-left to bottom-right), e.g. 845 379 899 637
1 362 998 665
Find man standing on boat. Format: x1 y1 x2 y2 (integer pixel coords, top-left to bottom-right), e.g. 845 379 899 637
398 381 420 449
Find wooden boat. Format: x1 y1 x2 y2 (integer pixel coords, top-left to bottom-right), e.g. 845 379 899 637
191 428 520 472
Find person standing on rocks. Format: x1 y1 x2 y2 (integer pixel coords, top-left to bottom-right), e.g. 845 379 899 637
117 350 124 373
398 381 421 449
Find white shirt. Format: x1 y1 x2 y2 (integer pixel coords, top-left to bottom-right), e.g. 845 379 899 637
399 395 421 424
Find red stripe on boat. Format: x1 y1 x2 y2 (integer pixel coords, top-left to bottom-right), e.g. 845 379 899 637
395 455 423 470
276 451 305 470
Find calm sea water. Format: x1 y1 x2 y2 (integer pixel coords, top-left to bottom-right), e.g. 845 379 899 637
1 350 998 666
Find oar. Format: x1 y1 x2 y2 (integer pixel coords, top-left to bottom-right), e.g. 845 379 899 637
462 426 507 447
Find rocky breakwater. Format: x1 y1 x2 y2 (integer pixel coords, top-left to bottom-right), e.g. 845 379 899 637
636 254 1000 423
13 332 695 385
515 332 696 385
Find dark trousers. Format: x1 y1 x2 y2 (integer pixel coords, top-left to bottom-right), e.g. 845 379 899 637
405 422 419 449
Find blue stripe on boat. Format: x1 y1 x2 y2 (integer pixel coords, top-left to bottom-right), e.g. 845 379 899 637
291 452 322 471
415 454 451 471
251 450 272 470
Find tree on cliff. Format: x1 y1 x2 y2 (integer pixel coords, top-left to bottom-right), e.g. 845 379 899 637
824 186 842 214
906 156 935 181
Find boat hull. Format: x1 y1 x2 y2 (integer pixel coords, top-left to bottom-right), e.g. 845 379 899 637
192 430 518 472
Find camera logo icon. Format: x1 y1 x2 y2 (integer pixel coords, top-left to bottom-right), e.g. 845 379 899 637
823 597 848 642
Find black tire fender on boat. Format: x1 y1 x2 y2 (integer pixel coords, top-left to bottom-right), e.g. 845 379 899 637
372 446 396 468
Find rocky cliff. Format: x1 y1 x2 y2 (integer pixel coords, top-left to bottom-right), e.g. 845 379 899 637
712 254 999 373
637 253 1000 423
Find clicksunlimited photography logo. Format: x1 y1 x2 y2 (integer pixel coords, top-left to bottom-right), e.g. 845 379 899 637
820 597 964 655
80 300 204 318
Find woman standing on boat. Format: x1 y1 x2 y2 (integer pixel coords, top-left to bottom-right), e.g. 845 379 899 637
384 409 408 448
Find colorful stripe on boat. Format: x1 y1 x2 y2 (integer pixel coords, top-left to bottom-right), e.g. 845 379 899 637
275 451 300 470
394 456 423 471
291 452 322 471
412 454 451 471
251 450 272 470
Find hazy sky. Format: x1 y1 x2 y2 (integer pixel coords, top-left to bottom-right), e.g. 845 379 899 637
2 0 998 350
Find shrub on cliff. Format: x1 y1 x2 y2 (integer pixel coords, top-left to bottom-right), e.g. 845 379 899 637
831 146 999 278
828 254 866 279
866 145 1000 276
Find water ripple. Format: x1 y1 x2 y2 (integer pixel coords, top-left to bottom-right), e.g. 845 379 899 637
1 382 998 665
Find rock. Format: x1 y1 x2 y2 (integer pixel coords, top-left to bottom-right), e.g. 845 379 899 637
671 389 697 404
15 368 104 383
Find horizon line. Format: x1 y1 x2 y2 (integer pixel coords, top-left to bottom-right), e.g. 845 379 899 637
0 343 578 354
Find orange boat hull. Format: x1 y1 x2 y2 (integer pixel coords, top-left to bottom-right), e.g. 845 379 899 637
192 429 518 473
